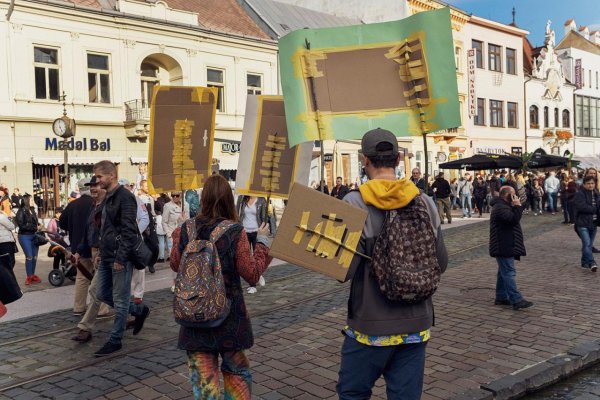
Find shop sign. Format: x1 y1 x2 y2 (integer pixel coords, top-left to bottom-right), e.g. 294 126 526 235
575 59 582 89
474 147 505 155
45 137 111 151
511 147 523 156
323 154 333 162
221 142 240 154
467 49 477 116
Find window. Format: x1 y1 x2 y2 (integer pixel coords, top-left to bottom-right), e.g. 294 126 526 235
488 44 502 72
544 106 549 128
454 46 461 71
246 73 262 95
474 98 485 125
507 102 518 128
472 40 483 68
87 53 110 103
554 107 559 127
596 71 599 89
590 70 593 88
563 109 570 128
489 100 503 127
506 48 516 75
207 68 225 112
34 47 60 100
530 105 539 128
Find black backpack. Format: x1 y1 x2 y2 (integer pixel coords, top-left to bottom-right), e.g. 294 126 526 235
142 203 159 266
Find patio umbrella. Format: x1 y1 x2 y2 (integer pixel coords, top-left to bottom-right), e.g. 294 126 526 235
439 154 522 171
526 148 573 169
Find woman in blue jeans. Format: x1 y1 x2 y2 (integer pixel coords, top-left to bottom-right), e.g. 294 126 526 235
15 194 40 285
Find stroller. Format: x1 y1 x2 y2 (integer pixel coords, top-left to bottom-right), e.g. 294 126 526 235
45 231 77 287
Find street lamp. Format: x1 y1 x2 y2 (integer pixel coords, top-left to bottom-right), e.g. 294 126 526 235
51 92 76 204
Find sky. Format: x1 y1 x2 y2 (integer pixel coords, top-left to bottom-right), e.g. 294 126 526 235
443 0 600 47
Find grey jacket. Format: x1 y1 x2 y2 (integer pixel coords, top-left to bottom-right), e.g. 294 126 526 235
343 192 448 336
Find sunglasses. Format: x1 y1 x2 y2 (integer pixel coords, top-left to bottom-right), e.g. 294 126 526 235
172 194 181 197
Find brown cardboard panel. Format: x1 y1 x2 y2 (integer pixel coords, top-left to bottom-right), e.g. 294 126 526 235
270 183 367 281
148 86 217 193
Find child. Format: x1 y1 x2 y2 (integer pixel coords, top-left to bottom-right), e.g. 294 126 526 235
532 180 544 216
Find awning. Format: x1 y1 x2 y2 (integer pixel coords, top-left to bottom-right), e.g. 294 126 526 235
32 156 122 165
129 156 148 164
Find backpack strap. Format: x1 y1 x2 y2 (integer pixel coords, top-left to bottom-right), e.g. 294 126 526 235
209 220 236 243
186 218 197 241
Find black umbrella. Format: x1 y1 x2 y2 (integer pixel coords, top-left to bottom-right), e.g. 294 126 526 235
526 148 573 169
439 154 522 171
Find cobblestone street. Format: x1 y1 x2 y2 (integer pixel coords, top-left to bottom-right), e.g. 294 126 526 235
1 212 599 400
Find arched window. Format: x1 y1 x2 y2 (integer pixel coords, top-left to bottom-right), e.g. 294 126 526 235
529 105 539 128
562 109 570 128
544 106 549 128
554 108 559 127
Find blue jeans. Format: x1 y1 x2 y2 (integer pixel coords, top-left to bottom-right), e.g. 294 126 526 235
337 336 427 399
18 234 39 277
547 192 558 212
96 261 144 344
495 257 523 304
577 226 597 267
158 234 166 260
461 194 472 217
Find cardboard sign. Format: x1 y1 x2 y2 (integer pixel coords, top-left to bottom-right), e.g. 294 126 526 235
278 8 460 146
236 95 312 199
270 183 367 281
148 86 217 193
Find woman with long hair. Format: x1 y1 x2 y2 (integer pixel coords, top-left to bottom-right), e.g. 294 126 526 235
15 194 41 285
171 174 272 400
236 195 267 250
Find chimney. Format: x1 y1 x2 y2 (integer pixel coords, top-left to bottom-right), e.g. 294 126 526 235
564 19 576 35
579 25 590 40
592 31 600 45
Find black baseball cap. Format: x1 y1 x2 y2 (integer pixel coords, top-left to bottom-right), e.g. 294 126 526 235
361 128 398 157
85 176 98 186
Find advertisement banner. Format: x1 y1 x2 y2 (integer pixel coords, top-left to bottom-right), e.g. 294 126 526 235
468 48 477 116
575 59 582 89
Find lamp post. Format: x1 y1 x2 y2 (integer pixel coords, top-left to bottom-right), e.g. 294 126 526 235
51 92 76 205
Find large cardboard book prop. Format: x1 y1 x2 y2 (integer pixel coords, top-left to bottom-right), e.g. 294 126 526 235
270 183 367 281
148 86 217 193
278 8 460 146
236 95 312 199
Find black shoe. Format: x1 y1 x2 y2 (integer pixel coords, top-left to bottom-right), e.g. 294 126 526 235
513 299 533 310
591 264 598 272
94 341 122 357
133 306 150 335
581 264 590 269
148 264 156 274
494 299 511 306
157 258 165 263
593 247 600 254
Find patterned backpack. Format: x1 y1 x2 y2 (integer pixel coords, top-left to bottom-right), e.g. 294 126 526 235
173 219 234 328
370 196 441 304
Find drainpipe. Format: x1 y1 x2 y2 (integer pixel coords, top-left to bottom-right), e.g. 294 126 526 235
523 75 532 154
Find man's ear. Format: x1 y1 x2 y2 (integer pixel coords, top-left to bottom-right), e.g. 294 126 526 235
395 154 401 167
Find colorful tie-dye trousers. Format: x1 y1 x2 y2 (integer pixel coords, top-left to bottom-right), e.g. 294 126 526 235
187 350 251 400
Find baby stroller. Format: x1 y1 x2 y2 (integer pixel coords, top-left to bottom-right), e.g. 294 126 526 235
46 231 77 287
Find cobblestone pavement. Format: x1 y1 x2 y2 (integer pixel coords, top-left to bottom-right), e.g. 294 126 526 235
0 212 597 399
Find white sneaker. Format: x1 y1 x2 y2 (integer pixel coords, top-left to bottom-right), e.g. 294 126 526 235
171 285 175 293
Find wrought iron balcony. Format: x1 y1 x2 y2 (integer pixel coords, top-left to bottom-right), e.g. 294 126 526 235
124 99 150 122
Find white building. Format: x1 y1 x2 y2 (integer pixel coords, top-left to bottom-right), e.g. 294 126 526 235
462 16 529 158
0 0 278 216
524 21 575 156
555 19 600 157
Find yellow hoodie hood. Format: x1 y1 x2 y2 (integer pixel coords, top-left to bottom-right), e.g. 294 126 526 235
358 178 420 210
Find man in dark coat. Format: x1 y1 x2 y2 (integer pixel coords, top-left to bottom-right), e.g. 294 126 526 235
330 177 350 200
410 168 426 191
489 186 533 310
571 176 599 271
432 172 452 223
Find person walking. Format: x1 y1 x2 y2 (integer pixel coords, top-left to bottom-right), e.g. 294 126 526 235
450 178 459 210
236 196 267 250
458 173 473 218
338 128 448 399
0 209 20 317
432 172 452 224
162 191 188 257
71 176 113 343
15 194 41 285
331 177 350 200
473 175 488 218
571 176 600 271
170 174 272 400
10 188 22 215
60 178 96 315
544 171 560 215
92 160 150 357
489 186 533 310
532 180 544 215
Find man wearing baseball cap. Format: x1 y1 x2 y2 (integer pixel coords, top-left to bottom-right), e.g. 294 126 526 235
337 128 448 398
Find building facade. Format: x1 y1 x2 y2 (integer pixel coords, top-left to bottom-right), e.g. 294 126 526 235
0 0 278 216
556 19 600 157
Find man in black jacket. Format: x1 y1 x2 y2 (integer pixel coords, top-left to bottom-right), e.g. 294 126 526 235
432 172 452 224
93 160 150 357
571 176 599 271
489 186 533 310
60 178 95 315
330 177 350 200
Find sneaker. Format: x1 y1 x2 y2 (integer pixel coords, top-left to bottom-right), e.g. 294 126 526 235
593 247 600 254
513 299 534 310
581 264 590 269
591 264 598 272
94 341 122 357
171 285 175 293
31 275 42 283
24 276 33 286
494 299 511 306
132 306 150 335
71 330 92 343
148 264 156 274
157 258 165 263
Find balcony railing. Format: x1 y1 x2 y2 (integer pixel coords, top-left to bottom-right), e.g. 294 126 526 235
124 99 150 122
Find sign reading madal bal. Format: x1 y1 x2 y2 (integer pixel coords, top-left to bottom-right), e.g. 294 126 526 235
45 137 111 151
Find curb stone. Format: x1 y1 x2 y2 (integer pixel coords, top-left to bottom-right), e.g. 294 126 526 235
450 339 600 400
